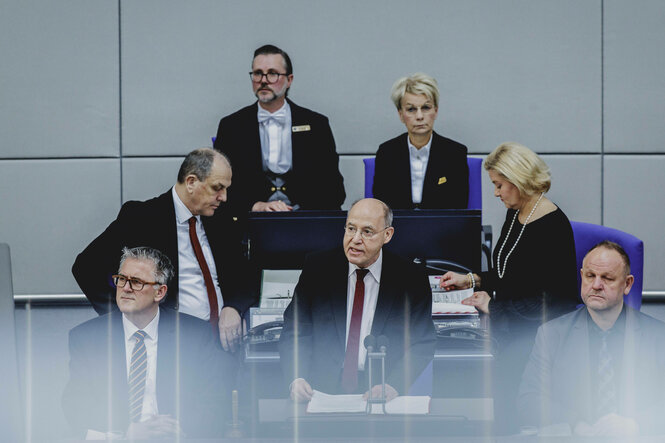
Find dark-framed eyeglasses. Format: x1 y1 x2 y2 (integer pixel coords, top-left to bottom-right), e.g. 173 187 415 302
249 70 288 84
112 274 160 291
344 225 389 240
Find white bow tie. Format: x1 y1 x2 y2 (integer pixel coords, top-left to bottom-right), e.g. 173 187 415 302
258 108 287 126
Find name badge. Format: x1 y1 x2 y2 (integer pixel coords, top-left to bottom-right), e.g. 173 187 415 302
292 125 311 132
438 177 447 185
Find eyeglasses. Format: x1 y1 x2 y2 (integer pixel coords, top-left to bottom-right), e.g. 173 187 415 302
249 70 288 84
344 225 389 240
112 274 160 291
402 104 436 114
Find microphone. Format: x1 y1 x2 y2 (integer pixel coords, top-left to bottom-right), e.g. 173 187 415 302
364 335 376 352
377 335 390 353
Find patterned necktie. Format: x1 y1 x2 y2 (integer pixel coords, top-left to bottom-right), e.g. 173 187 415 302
188 217 219 325
341 269 369 393
128 330 148 423
597 330 617 418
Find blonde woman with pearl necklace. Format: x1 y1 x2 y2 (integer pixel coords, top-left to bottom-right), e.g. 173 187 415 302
440 142 579 435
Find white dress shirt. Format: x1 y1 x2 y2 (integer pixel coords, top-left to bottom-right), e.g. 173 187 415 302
122 309 160 422
345 250 383 370
172 186 223 320
408 135 433 204
258 101 292 174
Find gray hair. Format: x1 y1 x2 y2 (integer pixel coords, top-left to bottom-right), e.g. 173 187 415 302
349 198 393 228
390 73 440 110
177 148 230 184
118 246 174 285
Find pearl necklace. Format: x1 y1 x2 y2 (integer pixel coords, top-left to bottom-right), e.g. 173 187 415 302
496 193 544 279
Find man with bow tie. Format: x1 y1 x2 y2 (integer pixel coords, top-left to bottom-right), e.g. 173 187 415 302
213 44 345 214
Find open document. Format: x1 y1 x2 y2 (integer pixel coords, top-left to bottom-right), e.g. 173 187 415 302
306 390 431 415
430 276 476 315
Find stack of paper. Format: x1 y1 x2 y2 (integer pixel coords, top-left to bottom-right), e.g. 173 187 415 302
306 390 431 415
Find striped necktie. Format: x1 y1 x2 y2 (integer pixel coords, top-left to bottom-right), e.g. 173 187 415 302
597 330 617 418
128 330 148 423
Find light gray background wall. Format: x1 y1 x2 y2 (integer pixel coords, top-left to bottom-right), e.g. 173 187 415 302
2 0 664 295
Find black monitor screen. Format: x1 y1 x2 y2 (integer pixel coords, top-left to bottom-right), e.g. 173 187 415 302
248 209 481 271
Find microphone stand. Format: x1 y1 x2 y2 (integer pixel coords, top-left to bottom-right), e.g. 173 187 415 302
365 340 387 414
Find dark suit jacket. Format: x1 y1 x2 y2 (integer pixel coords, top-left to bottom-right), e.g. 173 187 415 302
214 99 346 213
373 131 469 209
62 307 234 438
72 189 257 315
518 306 665 434
279 248 435 395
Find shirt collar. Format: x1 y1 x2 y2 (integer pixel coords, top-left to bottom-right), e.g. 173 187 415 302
348 249 383 284
122 308 160 343
408 134 433 157
256 100 290 119
172 185 197 225
587 303 627 336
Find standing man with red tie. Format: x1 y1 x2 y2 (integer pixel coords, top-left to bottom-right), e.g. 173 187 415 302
73 148 257 351
213 44 345 216
279 198 435 401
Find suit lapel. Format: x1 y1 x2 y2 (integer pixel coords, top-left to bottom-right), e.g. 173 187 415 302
248 103 264 171
421 133 443 203
288 99 305 172
370 253 399 336
569 310 593 418
156 308 177 417
330 250 351 349
108 313 130 428
157 191 180 308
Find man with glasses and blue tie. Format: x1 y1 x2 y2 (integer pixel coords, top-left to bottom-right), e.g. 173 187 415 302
63 247 232 439
213 44 345 214
279 198 435 402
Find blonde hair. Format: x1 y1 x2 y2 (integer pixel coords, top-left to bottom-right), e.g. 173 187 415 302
484 142 551 197
390 73 440 109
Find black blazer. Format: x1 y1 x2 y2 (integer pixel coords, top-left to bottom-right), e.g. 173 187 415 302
72 189 257 316
62 307 234 438
373 131 469 209
214 99 346 213
279 248 435 395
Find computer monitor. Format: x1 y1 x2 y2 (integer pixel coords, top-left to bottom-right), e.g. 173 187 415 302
248 209 481 271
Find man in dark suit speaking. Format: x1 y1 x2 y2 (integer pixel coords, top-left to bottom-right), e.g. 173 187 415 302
279 198 435 401
63 247 232 439
213 44 345 214
72 148 256 351
518 241 665 437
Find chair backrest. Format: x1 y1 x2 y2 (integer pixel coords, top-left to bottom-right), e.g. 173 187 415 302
569 221 644 310
363 157 482 210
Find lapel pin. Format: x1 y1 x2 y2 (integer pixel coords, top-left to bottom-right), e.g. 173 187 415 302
292 125 311 132
438 177 447 185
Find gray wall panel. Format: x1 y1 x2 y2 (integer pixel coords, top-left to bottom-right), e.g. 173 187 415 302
121 0 600 156
339 156 369 210
604 156 665 290
0 159 120 293
604 0 665 153
122 157 183 203
0 0 119 158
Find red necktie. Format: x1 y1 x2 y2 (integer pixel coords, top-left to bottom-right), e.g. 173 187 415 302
188 217 219 325
342 268 369 393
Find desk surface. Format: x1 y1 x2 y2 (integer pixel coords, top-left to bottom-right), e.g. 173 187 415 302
258 398 493 437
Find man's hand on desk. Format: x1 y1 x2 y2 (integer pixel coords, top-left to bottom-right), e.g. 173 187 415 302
125 414 183 439
290 378 314 402
219 306 242 352
363 384 398 403
461 291 490 314
252 200 293 212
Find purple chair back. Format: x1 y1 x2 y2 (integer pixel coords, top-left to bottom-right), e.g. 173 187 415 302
570 221 644 310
